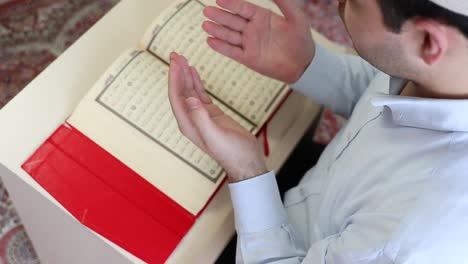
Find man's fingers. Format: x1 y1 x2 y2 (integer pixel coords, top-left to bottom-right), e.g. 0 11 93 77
204 103 225 119
203 21 243 46
168 54 204 147
273 0 302 21
190 67 212 104
186 97 222 147
173 54 197 98
216 0 257 20
203 6 248 32
207 37 244 63
187 67 225 120
168 53 186 104
188 66 225 119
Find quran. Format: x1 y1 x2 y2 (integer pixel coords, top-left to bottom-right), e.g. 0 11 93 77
21 0 289 262
68 0 289 215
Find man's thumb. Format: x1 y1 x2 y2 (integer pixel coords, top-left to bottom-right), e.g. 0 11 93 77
273 0 303 21
185 97 220 141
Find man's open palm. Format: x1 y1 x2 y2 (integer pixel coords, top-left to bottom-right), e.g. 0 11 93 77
168 52 267 182
203 0 314 83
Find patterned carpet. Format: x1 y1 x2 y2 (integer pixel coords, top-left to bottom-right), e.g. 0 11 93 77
0 0 349 263
0 1 120 263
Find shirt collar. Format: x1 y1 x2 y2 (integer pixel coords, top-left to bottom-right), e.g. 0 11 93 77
370 77 468 132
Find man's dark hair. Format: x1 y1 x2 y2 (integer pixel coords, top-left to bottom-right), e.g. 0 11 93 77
377 0 468 38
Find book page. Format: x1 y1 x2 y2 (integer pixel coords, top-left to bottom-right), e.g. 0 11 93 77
141 0 289 132
68 49 253 214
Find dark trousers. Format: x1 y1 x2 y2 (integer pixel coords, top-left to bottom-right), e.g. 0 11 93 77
216 121 326 263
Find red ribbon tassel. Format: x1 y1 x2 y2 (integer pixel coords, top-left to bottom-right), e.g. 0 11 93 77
263 125 270 157
257 90 293 158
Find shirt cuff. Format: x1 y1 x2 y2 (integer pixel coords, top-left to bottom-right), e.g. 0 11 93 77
228 171 287 234
290 44 343 99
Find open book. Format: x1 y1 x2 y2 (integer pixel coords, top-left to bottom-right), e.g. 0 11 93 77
68 0 289 216
20 0 333 262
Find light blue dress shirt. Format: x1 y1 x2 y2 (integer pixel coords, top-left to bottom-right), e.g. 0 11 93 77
228 44 468 263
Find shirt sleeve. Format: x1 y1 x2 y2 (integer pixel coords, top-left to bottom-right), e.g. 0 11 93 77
228 172 396 264
290 44 379 118
228 172 308 263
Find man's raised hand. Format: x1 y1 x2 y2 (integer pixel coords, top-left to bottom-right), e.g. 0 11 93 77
168 52 268 182
203 0 315 83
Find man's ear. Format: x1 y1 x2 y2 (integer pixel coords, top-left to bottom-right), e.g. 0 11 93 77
414 19 449 65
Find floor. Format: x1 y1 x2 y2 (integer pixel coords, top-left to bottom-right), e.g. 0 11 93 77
0 1 119 263
0 0 349 262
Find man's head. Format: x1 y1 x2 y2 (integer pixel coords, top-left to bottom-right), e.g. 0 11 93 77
337 0 468 96
377 0 468 39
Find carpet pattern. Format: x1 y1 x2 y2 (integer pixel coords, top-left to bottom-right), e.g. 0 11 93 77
0 0 119 108
0 1 119 263
0 0 349 262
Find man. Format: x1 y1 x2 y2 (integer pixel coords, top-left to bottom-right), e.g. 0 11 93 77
168 0 468 263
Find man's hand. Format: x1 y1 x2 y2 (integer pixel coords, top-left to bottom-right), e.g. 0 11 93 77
168 52 268 183
202 0 315 83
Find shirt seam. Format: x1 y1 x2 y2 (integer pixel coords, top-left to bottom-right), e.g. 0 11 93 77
381 250 396 264
334 110 383 161
238 222 290 237
284 189 321 207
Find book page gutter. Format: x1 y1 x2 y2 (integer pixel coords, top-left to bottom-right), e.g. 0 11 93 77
145 0 287 129
94 51 255 182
